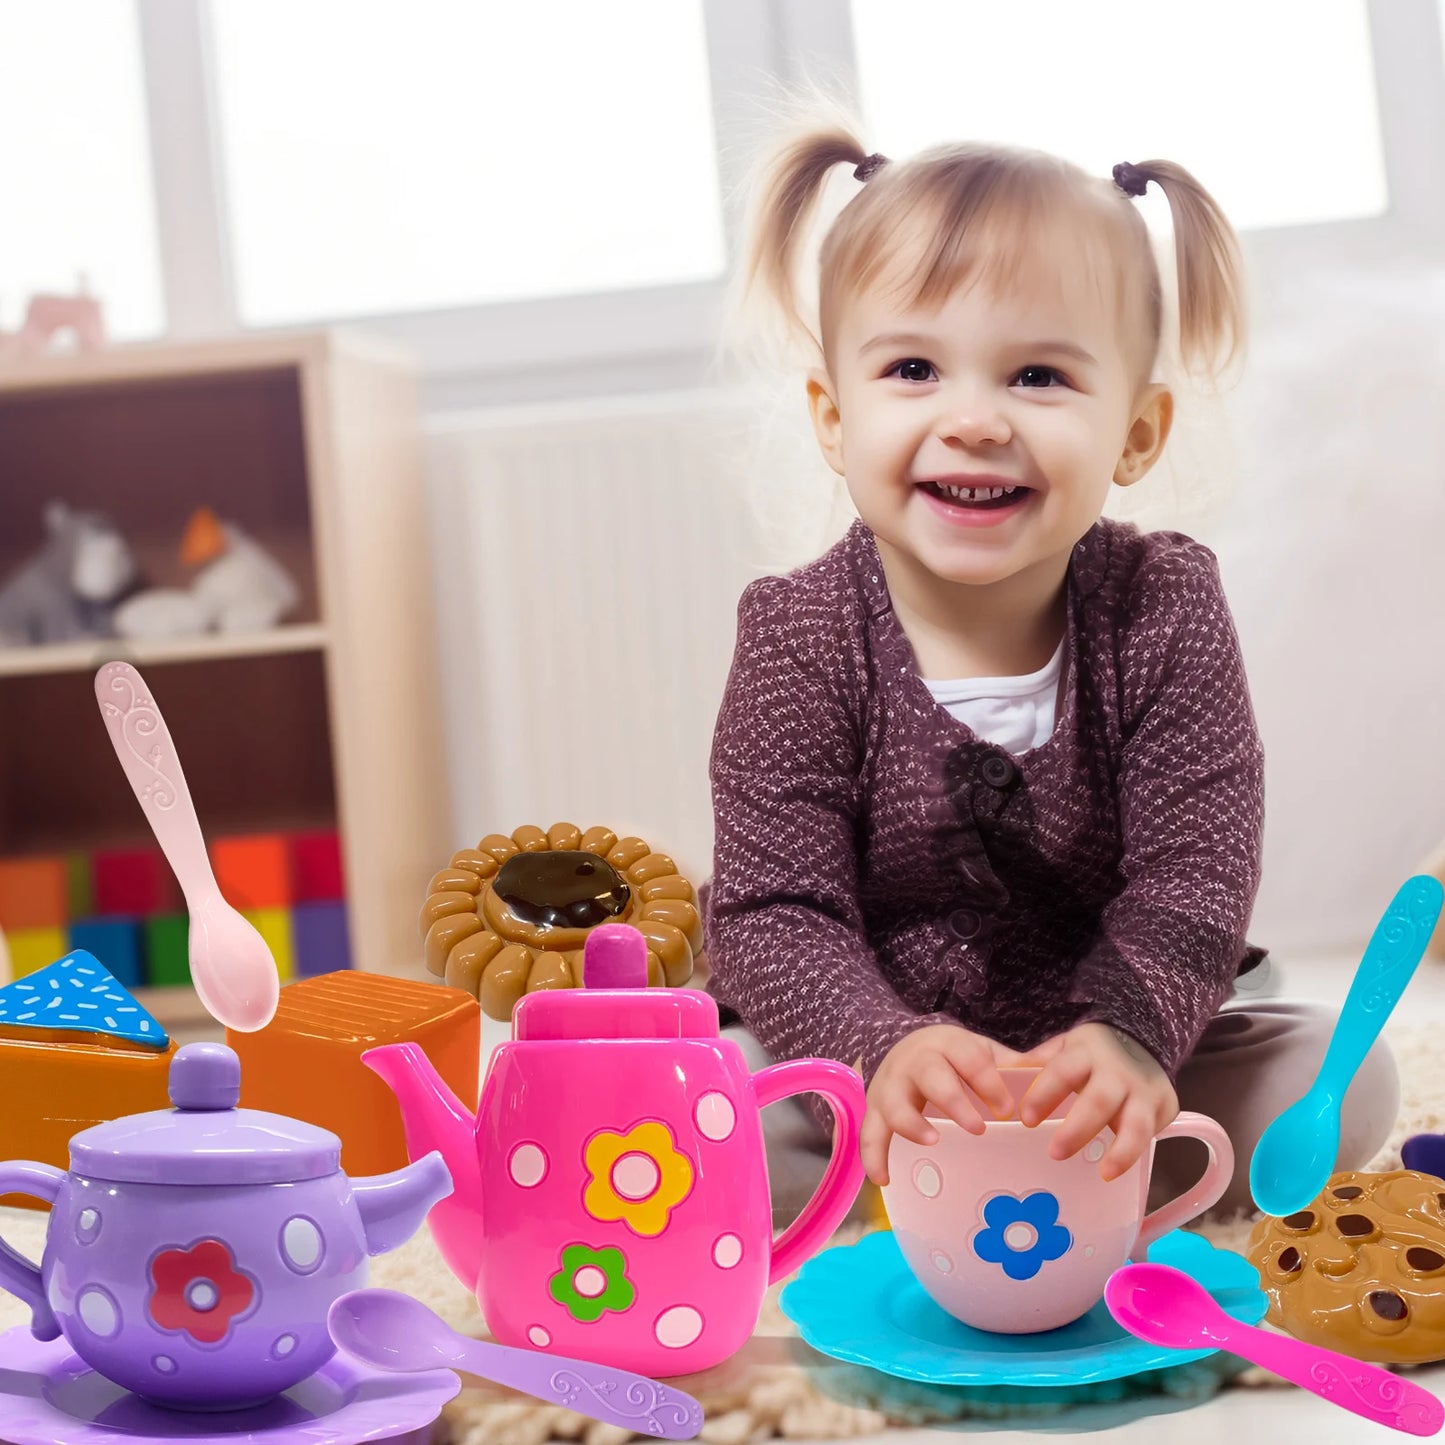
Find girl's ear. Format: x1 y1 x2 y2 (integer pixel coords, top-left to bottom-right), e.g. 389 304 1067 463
806 369 846 477
1113 384 1174 487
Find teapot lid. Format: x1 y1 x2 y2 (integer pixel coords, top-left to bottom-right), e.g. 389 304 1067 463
68 1042 341 1185
512 924 720 1041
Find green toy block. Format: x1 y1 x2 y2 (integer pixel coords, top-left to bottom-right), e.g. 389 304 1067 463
66 853 94 919
143 914 191 988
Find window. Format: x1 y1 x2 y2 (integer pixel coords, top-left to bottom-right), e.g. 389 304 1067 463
208 0 728 326
0 1 163 338
849 0 1388 232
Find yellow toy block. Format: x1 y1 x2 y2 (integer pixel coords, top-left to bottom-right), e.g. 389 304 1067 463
8 927 67 979
243 906 294 982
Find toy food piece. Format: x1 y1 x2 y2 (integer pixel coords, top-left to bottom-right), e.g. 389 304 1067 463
1248 1169 1445 1364
0 951 174 1209
227 969 479 1178
421 823 703 1021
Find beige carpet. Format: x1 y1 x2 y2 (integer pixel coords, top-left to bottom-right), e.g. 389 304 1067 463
0 1024 1438 1444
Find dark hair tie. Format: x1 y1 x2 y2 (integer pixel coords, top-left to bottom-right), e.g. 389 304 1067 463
1112 161 1149 198
854 152 889 183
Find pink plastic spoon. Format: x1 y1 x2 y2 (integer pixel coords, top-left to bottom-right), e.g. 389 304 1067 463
1107 1263 1443 1436
94 661 280 1031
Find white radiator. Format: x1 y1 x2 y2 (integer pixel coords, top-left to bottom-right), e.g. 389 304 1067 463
423 390 772 884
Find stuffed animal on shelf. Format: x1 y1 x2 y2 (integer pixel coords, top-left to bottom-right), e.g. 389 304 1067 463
0 502 139 646
114 507 301 640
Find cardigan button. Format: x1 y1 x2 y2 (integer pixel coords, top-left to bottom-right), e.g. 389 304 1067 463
981 755 1016 789
948 908 982 940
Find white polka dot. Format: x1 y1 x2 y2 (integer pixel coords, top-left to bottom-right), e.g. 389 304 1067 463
282 1217 323 1272
273 1334 297 1358
78 1287 119 1338
712 1234 743 1269
655 1305 703 1348
509 1143 548 1188
1084 1138 1105 1163
694 1092 736 1142
573 1267 608 1298
1003 1222 1037 1251
528 1326 551 1347
912 1161 942 1199
1083 1245 1096 1259
76 1209 100 1243
187 1280 219 1311
153 1356 176 1375
612 1152 661 1200
930 1250 954 1275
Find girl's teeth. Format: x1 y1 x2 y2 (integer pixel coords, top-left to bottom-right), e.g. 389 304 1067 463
941 484 1019 501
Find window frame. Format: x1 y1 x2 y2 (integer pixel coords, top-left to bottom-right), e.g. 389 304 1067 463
133 0 1445 408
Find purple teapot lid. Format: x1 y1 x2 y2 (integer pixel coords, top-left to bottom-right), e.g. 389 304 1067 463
512 924 719 1042
67 1042 341 1186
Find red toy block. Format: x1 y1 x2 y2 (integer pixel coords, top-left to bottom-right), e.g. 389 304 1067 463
288 830 345 902
0 856 67 930
211 834 290 910
91 848 179 917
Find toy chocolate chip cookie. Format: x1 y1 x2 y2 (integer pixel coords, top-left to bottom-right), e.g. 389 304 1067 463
1247 1169 1445 1364
420 823 703 1020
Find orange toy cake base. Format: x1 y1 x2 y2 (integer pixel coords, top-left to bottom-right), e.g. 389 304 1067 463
228 970 479 1179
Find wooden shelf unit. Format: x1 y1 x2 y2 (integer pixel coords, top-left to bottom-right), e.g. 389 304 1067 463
0 331 450 993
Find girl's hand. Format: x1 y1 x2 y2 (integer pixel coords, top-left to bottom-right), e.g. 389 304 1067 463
1016 1022 1178 1181
861 1024 1024 1185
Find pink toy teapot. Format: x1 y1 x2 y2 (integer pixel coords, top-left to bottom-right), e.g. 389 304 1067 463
365 923 866 1375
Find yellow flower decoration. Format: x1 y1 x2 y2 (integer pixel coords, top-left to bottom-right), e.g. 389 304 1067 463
583 1121 694 1237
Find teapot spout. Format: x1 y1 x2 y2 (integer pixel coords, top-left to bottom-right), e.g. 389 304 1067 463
352 1150 453 1256
363 1042 485 1290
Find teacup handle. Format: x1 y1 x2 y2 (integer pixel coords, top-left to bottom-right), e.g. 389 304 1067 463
1130 1111 1235 1260
751 1058 867 1284
0 1161 64 1340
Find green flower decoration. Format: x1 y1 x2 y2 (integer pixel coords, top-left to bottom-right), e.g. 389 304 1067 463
548 1244 636 1323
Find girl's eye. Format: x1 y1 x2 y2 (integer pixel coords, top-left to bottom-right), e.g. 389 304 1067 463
889 358 936 383
1015 365 1066 388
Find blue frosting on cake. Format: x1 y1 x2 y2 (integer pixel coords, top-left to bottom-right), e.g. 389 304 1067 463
0 950 169 1049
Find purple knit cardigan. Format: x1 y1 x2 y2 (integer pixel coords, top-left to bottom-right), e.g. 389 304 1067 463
705 518 1265 1083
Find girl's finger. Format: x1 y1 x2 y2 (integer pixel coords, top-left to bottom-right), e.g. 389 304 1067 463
1018 1048 1090 1127
915 1058 988 1134
1099 1098 1156 1182
1049 1076 1127 1160
939 1037 1015 1122
1015 1033 1066 1067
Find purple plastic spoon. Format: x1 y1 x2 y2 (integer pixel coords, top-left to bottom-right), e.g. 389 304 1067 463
1107 1264 1443 1436
327 1289 704 1439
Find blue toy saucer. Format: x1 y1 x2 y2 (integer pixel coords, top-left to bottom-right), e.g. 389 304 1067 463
780 1228 1265 1388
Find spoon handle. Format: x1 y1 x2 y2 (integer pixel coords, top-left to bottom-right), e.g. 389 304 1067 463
459 1337 704 1440
94 662 215 904
1317 875 1444 1097
1219 1322 1443 1436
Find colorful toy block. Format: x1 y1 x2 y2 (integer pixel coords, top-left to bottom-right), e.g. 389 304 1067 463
93 847 179 917
66 851 94 918
291 899 351 976
212 834 289 910
142 914 191 987
228 971 479 1179
288 829 345 902
0 855 67 931
68 917 144 990
7 926 67 979
244 906 294 982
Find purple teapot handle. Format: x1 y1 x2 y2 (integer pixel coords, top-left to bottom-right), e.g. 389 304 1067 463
0 1161 64 1340
751 1058 866 1284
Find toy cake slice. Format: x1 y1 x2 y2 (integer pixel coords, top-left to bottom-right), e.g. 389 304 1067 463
0 949 169 1050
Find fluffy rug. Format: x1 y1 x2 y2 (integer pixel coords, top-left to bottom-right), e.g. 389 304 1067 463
0 1025 1437 1444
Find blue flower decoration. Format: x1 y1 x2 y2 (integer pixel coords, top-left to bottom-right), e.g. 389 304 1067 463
972 1190 1072 1281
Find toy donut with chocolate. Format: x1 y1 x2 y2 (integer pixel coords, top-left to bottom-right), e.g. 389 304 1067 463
1247 1169 1445 1364
420 823 703 1020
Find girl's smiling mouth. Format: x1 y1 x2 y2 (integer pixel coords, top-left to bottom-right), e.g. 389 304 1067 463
916 478 1034 526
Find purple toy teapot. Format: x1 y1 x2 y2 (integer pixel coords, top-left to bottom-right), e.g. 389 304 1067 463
0 1042 451 1411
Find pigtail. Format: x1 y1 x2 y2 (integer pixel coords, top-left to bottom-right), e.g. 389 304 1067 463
1116 159 1247 375
731 121 871 357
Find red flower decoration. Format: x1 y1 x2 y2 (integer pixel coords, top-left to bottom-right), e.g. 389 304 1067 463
148 1239 255 1344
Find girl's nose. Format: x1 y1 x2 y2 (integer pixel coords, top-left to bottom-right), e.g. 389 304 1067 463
940 395 1011 448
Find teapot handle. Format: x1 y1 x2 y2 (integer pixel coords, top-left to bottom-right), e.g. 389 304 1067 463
751 1059 866 1284
0 1161 64 1340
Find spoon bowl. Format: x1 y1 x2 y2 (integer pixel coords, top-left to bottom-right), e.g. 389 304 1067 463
188 891 282 1034
328 1288 704 1440
1104 1262 1231 1350
1249 1092 1341 1220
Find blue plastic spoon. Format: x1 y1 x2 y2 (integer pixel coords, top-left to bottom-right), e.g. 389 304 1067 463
1249 874 1444 1218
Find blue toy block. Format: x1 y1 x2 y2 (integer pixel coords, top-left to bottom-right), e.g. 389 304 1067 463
291 900 352 977
68 917 144 990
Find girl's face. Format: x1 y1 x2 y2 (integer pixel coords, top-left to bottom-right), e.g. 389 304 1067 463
809 247 1170 597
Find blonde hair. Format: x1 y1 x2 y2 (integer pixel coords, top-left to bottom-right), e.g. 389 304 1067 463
734 118 1246 383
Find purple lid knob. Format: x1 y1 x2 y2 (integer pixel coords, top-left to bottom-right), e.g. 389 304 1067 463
168 1042 242 1111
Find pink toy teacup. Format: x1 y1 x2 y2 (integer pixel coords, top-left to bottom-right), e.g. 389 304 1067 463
883 1067 1233 1334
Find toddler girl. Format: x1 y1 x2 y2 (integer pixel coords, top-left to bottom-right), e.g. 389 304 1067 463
705 119 1398 1218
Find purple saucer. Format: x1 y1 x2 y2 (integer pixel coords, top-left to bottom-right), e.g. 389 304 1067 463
0 1325 460 1445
